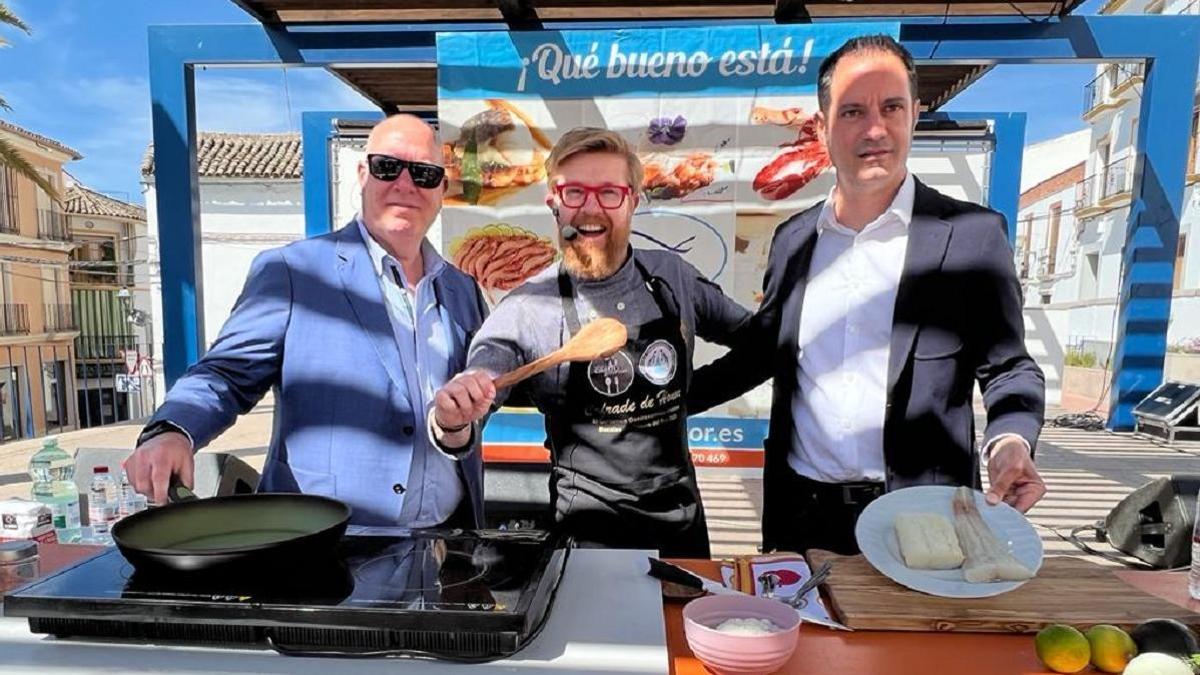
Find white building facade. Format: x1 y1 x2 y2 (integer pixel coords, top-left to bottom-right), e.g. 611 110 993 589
141 133 305 404
1016 0 1200 408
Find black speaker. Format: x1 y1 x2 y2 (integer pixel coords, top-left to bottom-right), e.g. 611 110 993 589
1103 475 1200 569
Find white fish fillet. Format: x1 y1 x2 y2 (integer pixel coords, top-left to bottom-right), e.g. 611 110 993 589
951 486 1034 583
895 513 964 570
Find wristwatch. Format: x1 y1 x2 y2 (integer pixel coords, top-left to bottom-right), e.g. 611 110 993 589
136 420 191 448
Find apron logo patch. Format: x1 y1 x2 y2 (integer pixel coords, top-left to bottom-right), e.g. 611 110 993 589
588 350 635 397
638 339 678 386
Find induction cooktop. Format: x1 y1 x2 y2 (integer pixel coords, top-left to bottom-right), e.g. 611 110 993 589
4 529 570 661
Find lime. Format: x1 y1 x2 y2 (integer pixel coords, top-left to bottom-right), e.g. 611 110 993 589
1085 624 1137 673
1035 624 1091 674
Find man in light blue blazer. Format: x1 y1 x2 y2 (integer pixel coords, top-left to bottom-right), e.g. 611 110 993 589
124 115 488 527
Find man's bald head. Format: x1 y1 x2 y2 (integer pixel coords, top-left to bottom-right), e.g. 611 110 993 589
357 114 446 261
365 114 439 156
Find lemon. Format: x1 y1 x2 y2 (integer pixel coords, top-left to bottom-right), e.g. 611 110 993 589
1086 624 1138 673
1035 624 1091 674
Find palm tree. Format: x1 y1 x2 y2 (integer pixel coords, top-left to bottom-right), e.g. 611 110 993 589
0 3 59 201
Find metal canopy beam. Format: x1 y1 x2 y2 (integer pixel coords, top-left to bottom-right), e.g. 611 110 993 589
773 0 812 23
495 0 544 30
327 62 987 113
231 0 1087 22
149 16 1200 433
919 112 1026 243
300 110 384 240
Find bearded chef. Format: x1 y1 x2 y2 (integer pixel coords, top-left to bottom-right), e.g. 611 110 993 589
429 127 750 558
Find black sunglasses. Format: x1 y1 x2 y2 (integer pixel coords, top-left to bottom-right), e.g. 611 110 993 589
366 154 446 189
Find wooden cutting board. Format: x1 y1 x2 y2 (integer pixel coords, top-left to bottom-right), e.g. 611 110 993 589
806 550 1200 633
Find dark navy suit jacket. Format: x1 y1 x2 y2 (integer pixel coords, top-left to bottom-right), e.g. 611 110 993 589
690 178 1045 549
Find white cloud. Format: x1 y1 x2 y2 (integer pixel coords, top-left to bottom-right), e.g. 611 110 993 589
194 68 376 133
68 77 152 154
43 76 152 198
3 68 377 203
75 76 152 116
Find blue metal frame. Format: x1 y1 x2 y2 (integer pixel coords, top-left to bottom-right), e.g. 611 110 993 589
147 26 439 385
921 111 1026 242
150 16 1200 432
300 110 383 238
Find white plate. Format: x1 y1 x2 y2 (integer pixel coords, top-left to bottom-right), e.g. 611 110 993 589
854 485 1043 598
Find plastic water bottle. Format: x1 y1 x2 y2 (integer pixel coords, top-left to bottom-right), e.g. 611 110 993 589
88 466 118 541
116 469 145 520
28 437 81 543
1189 487 1200 600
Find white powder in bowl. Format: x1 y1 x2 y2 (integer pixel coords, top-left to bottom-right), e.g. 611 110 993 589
713 617 780 635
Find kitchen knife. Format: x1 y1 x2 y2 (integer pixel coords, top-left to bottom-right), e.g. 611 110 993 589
648 557 852 631
646 558 743 597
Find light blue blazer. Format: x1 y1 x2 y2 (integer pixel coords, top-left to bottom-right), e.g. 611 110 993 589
149 221 487 526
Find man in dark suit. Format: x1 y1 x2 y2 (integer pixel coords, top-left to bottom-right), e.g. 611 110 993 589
690 35 1046 555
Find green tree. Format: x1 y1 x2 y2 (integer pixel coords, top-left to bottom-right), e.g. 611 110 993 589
0 3 59 201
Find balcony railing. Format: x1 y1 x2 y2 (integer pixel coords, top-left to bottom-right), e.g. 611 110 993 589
76 334 138 361
1040 253 1058 278
70 266 133 286
43 304 77 332
1111 62 1144 91
37 209 71 242
1075 156 1134 211
1082 64 1142 117
0 304 30 336
1102 156 1133 200
1075 175 1097 210
1082 69 1107 116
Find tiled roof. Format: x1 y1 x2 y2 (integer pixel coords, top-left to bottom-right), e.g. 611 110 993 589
0 119 82 160
141 132 302 179
64 185 146 222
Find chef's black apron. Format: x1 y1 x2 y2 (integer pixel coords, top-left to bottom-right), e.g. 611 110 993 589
546 260 710 559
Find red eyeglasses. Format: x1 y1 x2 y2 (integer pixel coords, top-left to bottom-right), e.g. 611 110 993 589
554 182 633 210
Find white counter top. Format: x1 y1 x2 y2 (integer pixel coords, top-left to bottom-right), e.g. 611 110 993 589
0 548 668 674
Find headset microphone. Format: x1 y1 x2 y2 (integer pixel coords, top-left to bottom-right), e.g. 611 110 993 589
551 204 579 241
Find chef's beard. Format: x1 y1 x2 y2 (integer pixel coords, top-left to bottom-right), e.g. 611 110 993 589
559 215 630 281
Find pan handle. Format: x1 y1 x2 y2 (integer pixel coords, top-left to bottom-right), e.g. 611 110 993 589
168 479 199 503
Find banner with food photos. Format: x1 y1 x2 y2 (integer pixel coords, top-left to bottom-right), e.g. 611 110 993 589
436 23 900 467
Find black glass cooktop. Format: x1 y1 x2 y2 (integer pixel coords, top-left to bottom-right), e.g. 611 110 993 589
5 529 569 660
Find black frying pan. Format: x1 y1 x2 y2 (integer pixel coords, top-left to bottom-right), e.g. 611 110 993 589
110 484 351 575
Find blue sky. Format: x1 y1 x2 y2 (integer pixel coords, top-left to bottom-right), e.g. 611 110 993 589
940 0 1104 142
0 1 376 204
0 1 1102 205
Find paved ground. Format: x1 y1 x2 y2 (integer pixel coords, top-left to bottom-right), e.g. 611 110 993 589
3 401 1198 567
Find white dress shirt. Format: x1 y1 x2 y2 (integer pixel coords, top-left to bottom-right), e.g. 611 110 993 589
788 173 915 483
787 174 1025 483
359 219 465 527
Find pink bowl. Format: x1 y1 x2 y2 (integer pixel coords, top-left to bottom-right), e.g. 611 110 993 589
682 594 801 675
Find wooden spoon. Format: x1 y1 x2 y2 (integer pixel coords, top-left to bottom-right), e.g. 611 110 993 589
493 317 628 389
